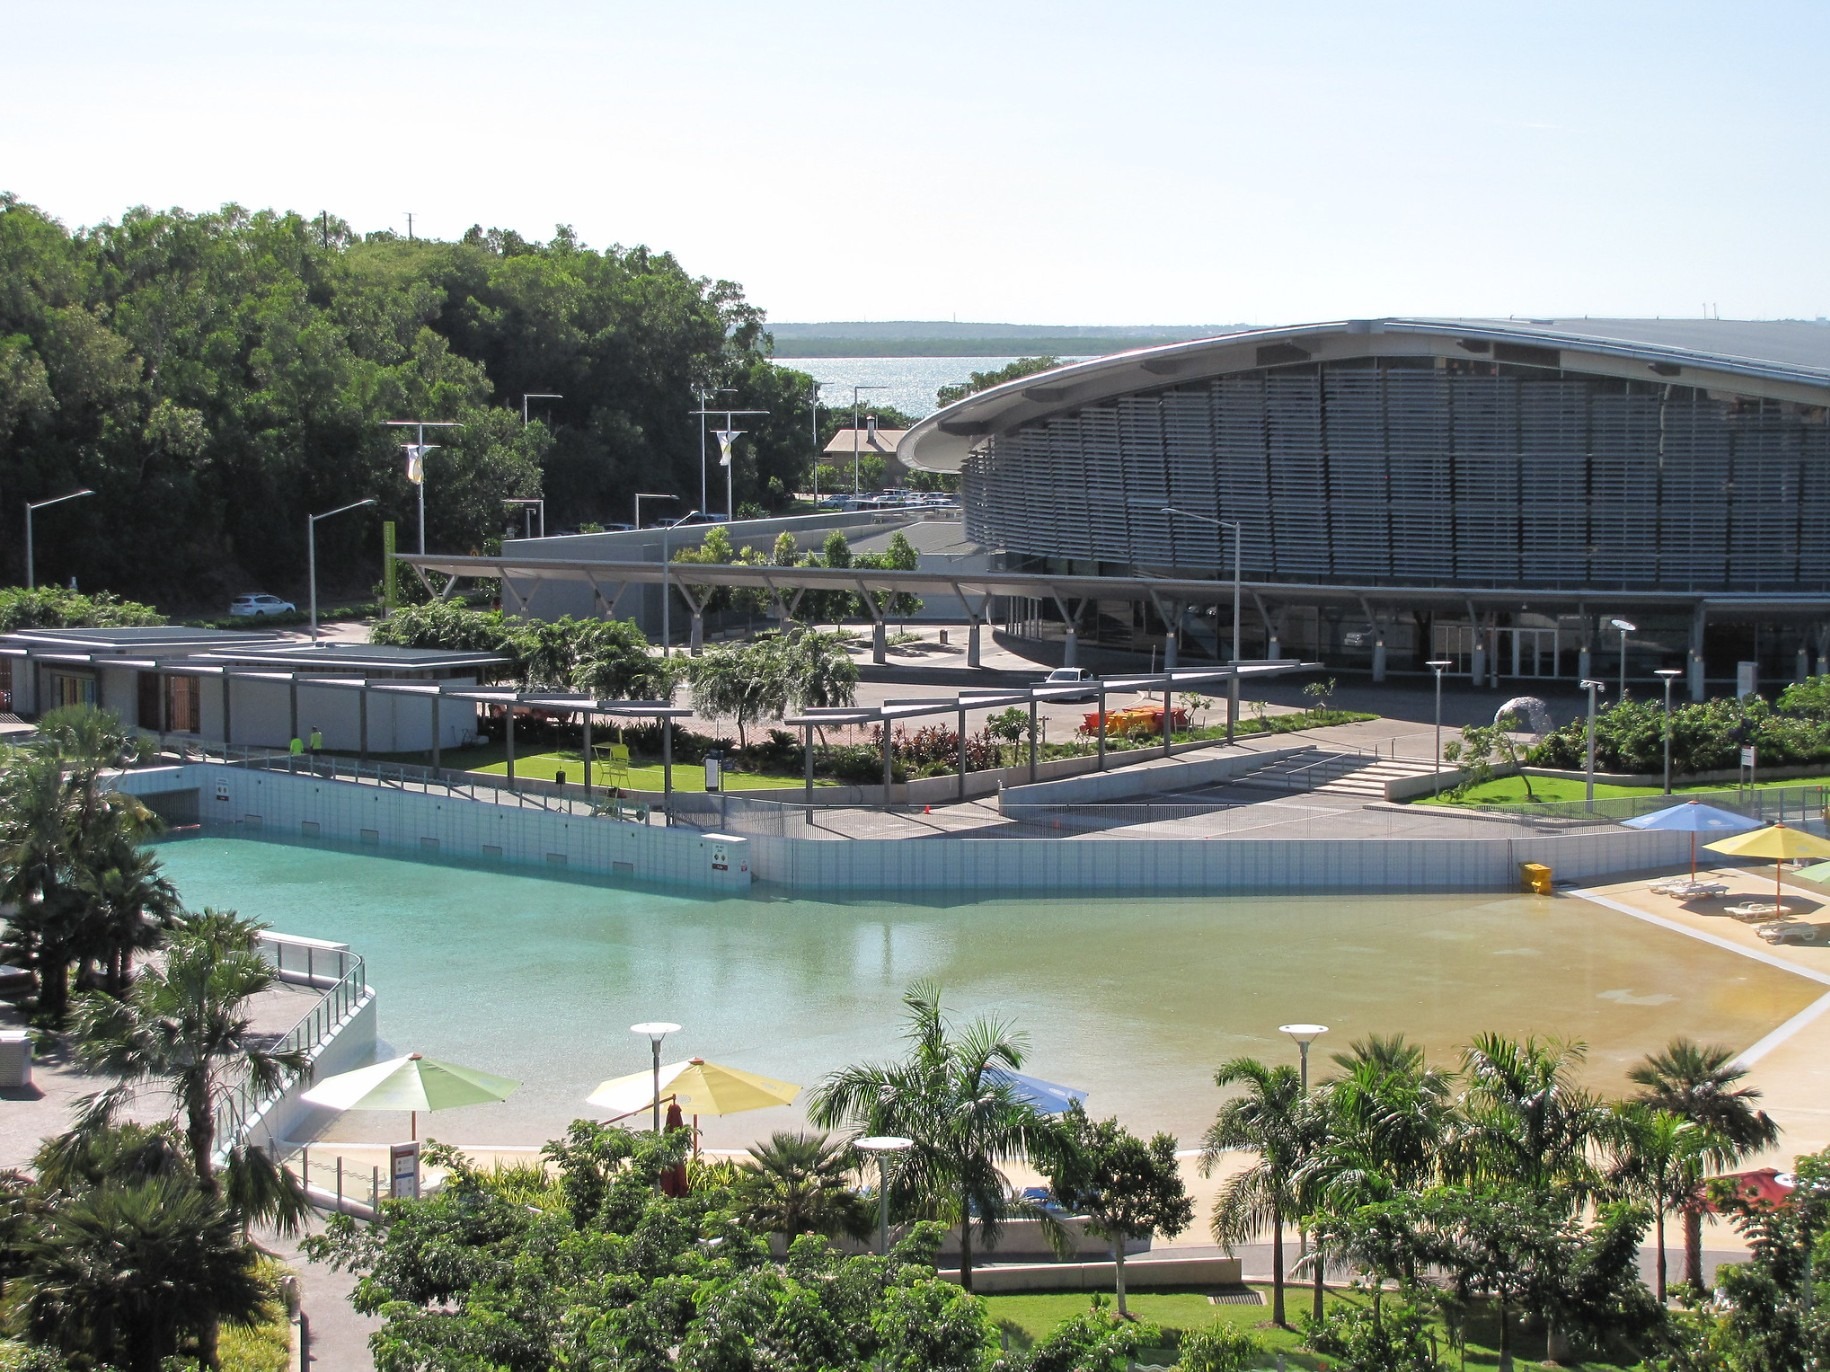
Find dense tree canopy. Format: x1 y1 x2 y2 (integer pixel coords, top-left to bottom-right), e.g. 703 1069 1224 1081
0 196 827 603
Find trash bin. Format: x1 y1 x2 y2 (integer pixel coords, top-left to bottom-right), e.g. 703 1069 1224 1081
554 769 566 787
0 1029 33 1089
1519 862 1553 895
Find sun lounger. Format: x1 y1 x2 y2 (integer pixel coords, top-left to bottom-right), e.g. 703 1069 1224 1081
1727 902 1791 922
1651 880 1729 899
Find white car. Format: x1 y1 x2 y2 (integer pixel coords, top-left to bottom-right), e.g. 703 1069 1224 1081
228 593 296 618
1040 667 1098 702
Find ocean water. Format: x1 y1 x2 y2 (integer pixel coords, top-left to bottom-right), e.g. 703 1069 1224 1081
153 833 1815 1150
772 356 1088 422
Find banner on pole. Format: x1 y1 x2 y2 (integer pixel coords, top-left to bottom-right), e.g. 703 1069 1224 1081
715 429 742 468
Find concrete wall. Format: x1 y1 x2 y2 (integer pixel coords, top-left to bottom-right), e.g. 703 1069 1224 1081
116 764 753 892
740 826 1690 894
1000 747 1307 809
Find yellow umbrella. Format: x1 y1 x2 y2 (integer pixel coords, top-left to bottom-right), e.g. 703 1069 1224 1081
1705 822 1830 907
587 1056 801 1118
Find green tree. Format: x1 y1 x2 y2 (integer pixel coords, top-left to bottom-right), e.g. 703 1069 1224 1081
1606 1103 1704 1304
809 979 1054 1293
1044 1103 1193 1316
11 1174 272 1372
1447 1033 1604 1203
73 909 309 1190
734 1131 874 1243
1629 1036 1781 1292
936 356 1062 407
1199 1057 1323 1327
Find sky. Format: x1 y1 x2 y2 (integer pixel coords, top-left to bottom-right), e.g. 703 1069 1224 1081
6 0 1829 327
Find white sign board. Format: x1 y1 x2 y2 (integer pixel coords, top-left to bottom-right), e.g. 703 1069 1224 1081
1741 746 1757 769
390 1140 421 1200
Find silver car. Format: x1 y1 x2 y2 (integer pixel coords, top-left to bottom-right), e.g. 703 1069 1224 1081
228 592 296 618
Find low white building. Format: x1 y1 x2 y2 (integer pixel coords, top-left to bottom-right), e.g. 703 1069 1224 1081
0 628 509 754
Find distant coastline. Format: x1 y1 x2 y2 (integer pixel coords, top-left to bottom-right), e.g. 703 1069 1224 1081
768 320 1239 359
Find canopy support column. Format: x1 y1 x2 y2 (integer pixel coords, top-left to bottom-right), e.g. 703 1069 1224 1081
804 722 815 822
957 702 968 801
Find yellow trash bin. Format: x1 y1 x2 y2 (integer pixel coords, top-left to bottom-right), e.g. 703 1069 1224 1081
1519 862 1553 895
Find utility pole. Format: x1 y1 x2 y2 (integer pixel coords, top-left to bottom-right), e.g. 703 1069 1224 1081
689 399 766 520
405 212 414 242
809 379 823 503
849 385 889 499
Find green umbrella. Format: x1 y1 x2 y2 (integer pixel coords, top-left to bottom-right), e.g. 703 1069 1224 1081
301 1052 519 1139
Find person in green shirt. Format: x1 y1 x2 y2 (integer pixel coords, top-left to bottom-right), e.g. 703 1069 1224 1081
309 726 323 755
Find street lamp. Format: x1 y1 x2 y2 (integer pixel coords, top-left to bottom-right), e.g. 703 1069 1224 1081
23 488 94 589
521 393 562 425
502 497 545 540
1427 660 1454 776
1279 1023 1329 1095
660 510 706 656
849 385 890 499
855 1136 913 1255
386 420 459 555
808 379 823 503
630 1021 681 1133
634 492 676 529
1656 668 1683 795
1580 679 1606 807
1610 618 1636 699
308 498 377 640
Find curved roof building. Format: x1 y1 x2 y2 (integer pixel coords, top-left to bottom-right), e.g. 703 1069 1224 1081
902 318 1830 690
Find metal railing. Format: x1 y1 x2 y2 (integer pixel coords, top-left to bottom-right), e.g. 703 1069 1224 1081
290 1144 384 1217
1473 784 1830 830
212 937 368 1161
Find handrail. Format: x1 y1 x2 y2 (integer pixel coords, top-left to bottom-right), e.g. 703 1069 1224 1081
212 938 367 1162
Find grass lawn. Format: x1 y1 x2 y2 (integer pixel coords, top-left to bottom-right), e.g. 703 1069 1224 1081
427 744 828 792
1417 773 1830 807
978 1285 1640 1369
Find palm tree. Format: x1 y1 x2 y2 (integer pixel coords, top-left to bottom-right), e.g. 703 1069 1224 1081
75 841 182 994
72 909 308 1190
1319 1033 1453 1199
1607 1103 1702 1304
735 1131 874 1242
1449 1033 1604 1203
808 979 1053 1292
13 1174 271 1372
1199 1057 1321 1327
1629 1037 1781 1291
0 706 161 1019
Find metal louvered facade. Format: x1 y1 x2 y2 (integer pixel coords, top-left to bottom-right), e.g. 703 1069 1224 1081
963 359 1830 595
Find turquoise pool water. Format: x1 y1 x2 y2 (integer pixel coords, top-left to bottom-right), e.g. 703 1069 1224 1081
153 834 1816 1150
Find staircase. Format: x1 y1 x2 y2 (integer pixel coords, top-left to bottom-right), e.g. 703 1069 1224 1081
1232 749 1442 799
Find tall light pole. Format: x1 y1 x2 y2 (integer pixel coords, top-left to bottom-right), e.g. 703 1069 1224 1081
1154 504 1245 743
308 498 377 640
502 497 545 540
630 1021 680 1133
24 488 94 589
1427 659 1453 775
850 385 889 499
521 393 562 425
634 492 676 529
808 379 823 504
386 420 458 555
660 510 705 656
1611 618 1636 699
1279 1023 1327 1270
855 1136 913 1255
691 387 735 515
1580 678 1606 806
1656 668 1683 795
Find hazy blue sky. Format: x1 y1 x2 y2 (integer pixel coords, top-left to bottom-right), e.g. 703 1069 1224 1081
7 1 1827 326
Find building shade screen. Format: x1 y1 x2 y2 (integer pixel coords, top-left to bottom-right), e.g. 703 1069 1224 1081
964 364 1830 593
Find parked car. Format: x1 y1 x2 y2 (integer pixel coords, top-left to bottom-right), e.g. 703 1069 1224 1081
228 592 296 618
1040 667 1098 702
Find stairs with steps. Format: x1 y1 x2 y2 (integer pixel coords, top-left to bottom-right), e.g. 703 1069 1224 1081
1232 749 1442 798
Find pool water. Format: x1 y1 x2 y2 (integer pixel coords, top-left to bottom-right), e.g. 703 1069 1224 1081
153 834 1818 1149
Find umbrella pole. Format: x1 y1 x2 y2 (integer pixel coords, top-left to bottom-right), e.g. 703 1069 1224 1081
693 1113 701 1157
1691 833 1697 880
412 1111 417 1142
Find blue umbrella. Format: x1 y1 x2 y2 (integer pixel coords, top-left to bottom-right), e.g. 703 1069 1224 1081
1623 800 1762 877
986 1068 1087 1115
